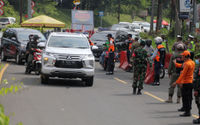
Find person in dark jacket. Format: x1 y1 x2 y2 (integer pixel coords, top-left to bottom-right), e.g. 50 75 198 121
193 53 200 124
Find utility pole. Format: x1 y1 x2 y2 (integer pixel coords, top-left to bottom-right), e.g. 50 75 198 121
192 0 197 33
28 0 32 19
20 0 23 24
150 0 155 33
117 0 121 23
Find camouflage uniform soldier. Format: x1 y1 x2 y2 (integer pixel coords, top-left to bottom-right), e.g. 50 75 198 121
166 44 185 103
132 40 148 95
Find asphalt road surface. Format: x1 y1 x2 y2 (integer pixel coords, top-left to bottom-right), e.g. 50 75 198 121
0 61 198 125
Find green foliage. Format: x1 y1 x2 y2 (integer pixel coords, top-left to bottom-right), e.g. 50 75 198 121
0 104 9 125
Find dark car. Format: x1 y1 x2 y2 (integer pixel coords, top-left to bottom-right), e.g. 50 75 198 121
1 28 46 64
114 30 139 52
90 31 116 58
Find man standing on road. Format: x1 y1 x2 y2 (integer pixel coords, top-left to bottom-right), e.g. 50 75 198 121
172 50 195 117
166 44 185 103
193 53 200 124
187 35 195 60
151 37 166 86
132 40 149 95
126 34 134 63
144 39 154 57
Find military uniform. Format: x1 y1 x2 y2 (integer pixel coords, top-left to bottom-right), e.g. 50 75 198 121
167 52 183 103
132 46 148 93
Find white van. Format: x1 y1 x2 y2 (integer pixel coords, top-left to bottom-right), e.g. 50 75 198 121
0 17 16 28
41 32 95 86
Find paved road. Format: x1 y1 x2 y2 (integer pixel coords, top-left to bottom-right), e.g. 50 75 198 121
0 61 198 125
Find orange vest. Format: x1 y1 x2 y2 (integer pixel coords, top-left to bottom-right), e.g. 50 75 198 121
155 44 164 62
89 40 94 46
108 38 115 52
129 39 134 50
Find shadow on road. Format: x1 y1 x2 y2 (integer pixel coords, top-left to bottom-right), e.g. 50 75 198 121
21 77 90 88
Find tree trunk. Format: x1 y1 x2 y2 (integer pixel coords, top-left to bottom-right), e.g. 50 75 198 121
150 0 155 33
174 0 181 36
156 0 163 32
117 0 121 23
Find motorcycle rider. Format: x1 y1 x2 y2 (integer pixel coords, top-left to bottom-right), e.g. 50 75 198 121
25 35 40 74
25 34 34 64
151 37 166 86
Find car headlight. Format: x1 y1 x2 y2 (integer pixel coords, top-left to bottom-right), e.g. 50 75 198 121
42 52 56 67
82 54 95 68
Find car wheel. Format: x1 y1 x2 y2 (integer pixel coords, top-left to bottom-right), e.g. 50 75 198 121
83 77 94 87
41 74 49 84
16 53 22 64
1 50 7 61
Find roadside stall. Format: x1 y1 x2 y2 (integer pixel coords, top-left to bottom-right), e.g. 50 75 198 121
21 15 66 33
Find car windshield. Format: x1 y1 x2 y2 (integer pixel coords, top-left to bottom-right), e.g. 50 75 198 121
90 33 108 41
111 24 129 30
48 36 89 49
0 18 9 23
17 31 46 42
142 24 150 27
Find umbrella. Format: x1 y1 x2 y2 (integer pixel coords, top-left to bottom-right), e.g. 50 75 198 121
21 15 65 28
153 20 169 26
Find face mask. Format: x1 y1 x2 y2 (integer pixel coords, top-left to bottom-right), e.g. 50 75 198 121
195 59 199 65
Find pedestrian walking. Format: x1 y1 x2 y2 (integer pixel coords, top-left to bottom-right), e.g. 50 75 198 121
132 40 149 95
172 50 195 117
165 44 185 103
193 53 200 124
151 37 166 86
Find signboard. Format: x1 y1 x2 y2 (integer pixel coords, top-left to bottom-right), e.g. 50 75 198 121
99 11 104 17
0 0 4 8
72 10 94 25
71 10 94 31
138 10 148 17
180 0 191 12
0 9 4 16
73 0 80 5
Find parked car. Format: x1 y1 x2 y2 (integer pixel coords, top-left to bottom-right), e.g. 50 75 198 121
110 24 130 31
1 28 46 64
0 17 16 29
140 22 150 32
41 32 95 86
90 31 116 58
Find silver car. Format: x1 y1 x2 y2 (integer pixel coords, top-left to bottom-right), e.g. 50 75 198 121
41 32 95 86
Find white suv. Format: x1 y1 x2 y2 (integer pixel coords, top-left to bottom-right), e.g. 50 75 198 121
41 32 95 86
0 17 16 28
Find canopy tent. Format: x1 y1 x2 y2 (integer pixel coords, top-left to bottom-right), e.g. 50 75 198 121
153 20 169 26
21 15 65 28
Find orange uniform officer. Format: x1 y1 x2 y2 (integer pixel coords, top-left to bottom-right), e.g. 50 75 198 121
172 50 195 117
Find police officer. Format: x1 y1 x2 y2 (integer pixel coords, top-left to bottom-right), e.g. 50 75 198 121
132 40 149 95
172 50 195 117
106 34 115 75
25 35 40 74
193 53 200 124
151 37 166 86
166 44 185 103
187 35 195 60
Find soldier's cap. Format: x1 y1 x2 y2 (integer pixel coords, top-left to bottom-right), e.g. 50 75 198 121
181 50 191 57
177 35 182 38
188 35 194 38
176 44 184 50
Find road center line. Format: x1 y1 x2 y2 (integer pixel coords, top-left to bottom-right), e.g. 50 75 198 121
114 77 128 84
0 63 9 84
114 77 198 118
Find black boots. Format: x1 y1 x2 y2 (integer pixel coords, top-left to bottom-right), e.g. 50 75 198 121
133 87 137 95
179 112 191 117
193 118 200 124
137 89 142 95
